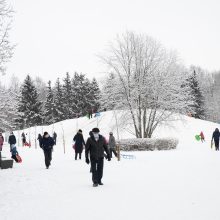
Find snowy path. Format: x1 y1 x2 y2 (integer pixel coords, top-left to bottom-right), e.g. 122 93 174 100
1 143 220 220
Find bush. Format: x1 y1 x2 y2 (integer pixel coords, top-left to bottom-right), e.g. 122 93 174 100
116 138 178 151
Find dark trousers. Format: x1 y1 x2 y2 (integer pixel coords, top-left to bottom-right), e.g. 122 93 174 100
44 149 52 167
91 158 104 184
75 152 82 160
109 148 117 158
214 140 219 151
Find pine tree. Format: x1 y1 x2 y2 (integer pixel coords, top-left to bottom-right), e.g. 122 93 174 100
17 75 42 128
54 78 66 122
72 72 84 116
88 78 101 112
188 70 205 119
43 81 56 125
63 72 76 119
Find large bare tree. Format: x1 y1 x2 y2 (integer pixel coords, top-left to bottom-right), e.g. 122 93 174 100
101 31 194 138
0 0 14 75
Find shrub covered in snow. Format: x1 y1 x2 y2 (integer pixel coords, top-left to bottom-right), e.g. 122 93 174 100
116 138 178 151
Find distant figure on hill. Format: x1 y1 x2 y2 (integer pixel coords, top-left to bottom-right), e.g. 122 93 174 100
0 132 4 152
73 129 85 160
212 128 220 151
53 132 57 145
200 131 205 142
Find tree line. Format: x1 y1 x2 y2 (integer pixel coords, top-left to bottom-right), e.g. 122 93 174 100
0 72 101 131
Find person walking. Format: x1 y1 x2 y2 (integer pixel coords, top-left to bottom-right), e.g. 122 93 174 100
85 127 111 187
41 132 55 169
0 132 4 152
73 129 85 160
53 132 57 145
212 128 220 151
21 132 26 146
108 132 117 158
37 134 43 148
8 131 19 162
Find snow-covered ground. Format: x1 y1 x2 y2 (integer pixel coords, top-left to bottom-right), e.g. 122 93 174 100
1 111 220 220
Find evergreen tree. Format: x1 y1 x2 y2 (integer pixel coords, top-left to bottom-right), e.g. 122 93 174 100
72 72 84 116
54 78 66 122
89 78 101 112
44 81 56 125
63 72 76 119
188 70 205 119
17 75 42 128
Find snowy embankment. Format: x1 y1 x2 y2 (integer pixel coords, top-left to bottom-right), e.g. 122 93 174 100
1 111 220 220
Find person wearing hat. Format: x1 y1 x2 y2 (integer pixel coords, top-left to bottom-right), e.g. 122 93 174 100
41 132 55 169
108 132 117 158
73 129 85 160
85 127 111 187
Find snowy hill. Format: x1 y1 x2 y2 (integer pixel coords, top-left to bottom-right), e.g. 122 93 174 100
1 111 220 220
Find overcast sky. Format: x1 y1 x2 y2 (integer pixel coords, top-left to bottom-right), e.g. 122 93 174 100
3 0 220 84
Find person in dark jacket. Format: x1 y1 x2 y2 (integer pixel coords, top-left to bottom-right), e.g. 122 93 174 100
8 132 19 162
73 129 85 160
8 131 16 146
37 134 43 148
53 132 57 145
0 132 4 152
85 127 111 187
212 128 220 151
21 132 26 146
41 132 55 169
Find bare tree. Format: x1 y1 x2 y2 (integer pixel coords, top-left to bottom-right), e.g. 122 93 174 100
101 31 194 138
0 0 14 75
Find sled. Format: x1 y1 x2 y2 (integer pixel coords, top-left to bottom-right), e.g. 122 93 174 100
120 154 136 159
16 155 22 163
24 142 31 147
195 135 201 141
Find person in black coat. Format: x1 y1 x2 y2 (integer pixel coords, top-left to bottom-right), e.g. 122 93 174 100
37 134 43 148
8 132 16 146
41 132 55 169
85 127 111 187
212 128 220 151
73 129 85 160
53 132 57 145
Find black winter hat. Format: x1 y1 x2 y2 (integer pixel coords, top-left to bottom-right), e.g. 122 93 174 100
78 129 82 132
92 128 100 133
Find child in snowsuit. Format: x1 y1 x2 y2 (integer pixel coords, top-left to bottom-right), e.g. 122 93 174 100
212 128 220 151
200 131 205 142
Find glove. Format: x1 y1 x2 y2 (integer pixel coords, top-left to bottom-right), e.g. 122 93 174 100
86 158 90 164
107 156 111 161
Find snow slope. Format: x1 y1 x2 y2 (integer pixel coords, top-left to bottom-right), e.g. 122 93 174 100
1 111 220 220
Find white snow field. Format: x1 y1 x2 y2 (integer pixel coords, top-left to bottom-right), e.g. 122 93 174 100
1 111 220 220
